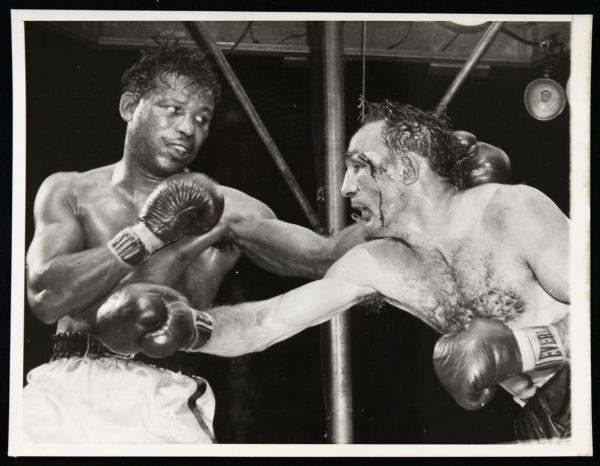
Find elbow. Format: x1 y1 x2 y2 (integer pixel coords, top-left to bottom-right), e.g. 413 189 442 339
29 298 60 325
27 273 61 325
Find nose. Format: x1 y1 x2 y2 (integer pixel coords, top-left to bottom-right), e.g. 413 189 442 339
341 170 357 198
176 112 195 137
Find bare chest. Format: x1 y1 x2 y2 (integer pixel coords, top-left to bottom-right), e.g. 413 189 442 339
380 240 533 333
76 185 239 291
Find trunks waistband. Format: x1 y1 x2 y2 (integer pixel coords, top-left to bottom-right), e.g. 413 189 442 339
51 332 200 379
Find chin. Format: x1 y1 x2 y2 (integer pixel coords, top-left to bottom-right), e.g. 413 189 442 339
155 159 189 176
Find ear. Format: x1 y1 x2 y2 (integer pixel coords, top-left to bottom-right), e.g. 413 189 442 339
119 92 140 122
400 152 419 185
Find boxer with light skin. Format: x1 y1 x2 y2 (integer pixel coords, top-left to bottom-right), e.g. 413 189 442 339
24 42 274 443
100 102 570 441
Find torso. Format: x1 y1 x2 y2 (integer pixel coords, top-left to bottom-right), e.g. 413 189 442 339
57 165 245 333
364 186 568 333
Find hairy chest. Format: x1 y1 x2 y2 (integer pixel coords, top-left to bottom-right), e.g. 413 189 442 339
380 240 532 333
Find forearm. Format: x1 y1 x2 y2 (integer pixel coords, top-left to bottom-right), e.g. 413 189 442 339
27 246 130 323
198 278 375 357
231 219 366 279
121 226 228 288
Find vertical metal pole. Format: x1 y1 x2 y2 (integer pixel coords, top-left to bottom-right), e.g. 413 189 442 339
322 21 353 444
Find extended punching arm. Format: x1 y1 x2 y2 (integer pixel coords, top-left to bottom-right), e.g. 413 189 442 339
229 219 367 279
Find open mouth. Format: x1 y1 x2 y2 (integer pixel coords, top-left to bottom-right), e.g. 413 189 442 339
166 142 191 160
351 206 371 223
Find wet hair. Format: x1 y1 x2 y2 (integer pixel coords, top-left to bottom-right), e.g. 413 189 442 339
362 100 466 188
120 40 221 102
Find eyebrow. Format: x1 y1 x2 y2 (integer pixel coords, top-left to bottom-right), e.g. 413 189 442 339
158 98 213 114
345 151 361 160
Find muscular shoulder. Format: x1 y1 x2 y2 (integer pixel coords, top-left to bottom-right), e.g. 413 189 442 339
219 185 276 220
481 184 569 245
35 166 115 213
39 166 114 194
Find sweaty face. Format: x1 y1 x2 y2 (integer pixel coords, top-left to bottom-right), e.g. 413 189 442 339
342 121 405 236
126 73 215 176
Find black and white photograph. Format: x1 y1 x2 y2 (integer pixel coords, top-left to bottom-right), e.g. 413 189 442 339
7 9 592 457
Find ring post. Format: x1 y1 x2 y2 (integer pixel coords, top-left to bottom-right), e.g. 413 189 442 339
322 21 354 444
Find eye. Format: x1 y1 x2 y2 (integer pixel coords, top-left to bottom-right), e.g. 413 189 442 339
164 105 182 115
350 160 366 172
194 115 210 126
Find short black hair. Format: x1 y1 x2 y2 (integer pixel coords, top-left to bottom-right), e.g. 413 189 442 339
363 100 465 188
121 40 221 102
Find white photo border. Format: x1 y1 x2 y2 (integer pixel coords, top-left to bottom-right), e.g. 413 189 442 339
9 9 592 457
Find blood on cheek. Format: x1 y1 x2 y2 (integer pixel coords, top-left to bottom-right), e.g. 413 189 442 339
358 168 386 227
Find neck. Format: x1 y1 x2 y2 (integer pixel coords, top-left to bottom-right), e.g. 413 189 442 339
386 176 458 247
112 155 166 195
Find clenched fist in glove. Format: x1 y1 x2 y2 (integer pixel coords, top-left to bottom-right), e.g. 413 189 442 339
108 173 225 266
454 130 511 188
433 319 566 410
96 283 214 358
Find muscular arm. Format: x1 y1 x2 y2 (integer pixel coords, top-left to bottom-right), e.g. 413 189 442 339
230 219 368 279
198 245 378 356
489 185 570 351
494 185 569 303
26 174 131 324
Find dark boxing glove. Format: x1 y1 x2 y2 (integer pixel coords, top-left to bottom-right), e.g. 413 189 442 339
96 283 214 358
108 173 225 266
454 130 511 188
433 319 566 410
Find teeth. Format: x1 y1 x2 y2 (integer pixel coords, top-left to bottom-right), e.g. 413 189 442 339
171 145 187 154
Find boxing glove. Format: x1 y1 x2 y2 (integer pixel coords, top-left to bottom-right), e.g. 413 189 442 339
95 283 214 358
433 319 566 410
108 173 225 266
454 130 511 188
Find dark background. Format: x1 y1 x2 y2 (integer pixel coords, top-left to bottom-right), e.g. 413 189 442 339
22 20 570 444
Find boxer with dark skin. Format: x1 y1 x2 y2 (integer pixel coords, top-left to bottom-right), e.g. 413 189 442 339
23 42 273 443
99 102 570 441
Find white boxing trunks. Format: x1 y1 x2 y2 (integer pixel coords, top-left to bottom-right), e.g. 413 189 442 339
22 335 216 444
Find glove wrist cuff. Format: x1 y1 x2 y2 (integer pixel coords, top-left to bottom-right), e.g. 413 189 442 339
185 309 214 352
107 226 148 266
130 222 164 254
107 224 164 266
513 325 566 373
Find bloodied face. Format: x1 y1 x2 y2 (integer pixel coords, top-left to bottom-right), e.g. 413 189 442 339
342 120 407 237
